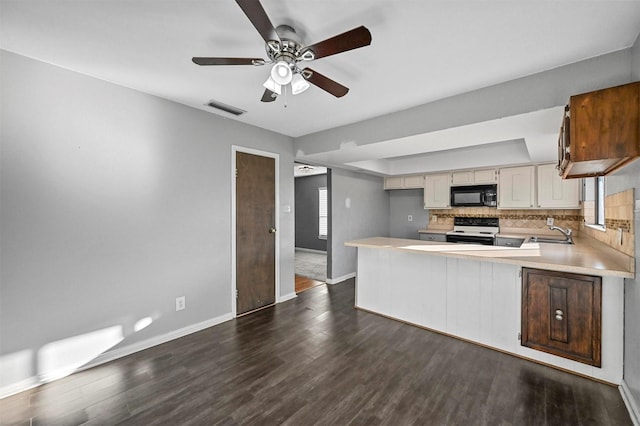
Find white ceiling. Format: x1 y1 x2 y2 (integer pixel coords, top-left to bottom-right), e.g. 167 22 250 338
2 1 640 173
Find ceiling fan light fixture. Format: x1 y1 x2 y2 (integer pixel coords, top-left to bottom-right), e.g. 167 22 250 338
291 72 310 95
270 61 293 85
263 76 281 95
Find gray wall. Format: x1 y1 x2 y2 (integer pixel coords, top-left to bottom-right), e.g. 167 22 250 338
607 160 640 408
0 50 295 390
328 169 389 281
296 50 632 156
633 33 640 81
614 32 640 412
295 174 327 251
389 190 430 239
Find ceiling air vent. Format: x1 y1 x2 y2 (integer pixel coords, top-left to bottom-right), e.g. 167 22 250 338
206 99 246 116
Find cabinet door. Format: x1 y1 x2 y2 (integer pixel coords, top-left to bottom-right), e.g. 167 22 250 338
384 177 404 190
474 169 497 184
451 171 474 186
498 166 535 208
537 164 580 208
424 174 451 208
521 268 602 367
403 175 425 189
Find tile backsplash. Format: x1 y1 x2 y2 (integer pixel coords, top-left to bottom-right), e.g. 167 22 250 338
429 207 580 231
581 188 634 256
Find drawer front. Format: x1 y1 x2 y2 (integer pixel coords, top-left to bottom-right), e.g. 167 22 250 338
419 233 446 242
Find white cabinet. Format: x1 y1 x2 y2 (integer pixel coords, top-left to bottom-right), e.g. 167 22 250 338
451 169 497 186
451 170 474 186
384 175 424 190
403 175 425 188
536 164 580 209
498 166 535 209
424 173 451 209
383 177 404 190
474 169 498 184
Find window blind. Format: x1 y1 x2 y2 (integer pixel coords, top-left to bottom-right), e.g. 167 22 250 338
318 187 327 239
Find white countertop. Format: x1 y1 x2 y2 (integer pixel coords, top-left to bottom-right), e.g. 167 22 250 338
345 235 634 278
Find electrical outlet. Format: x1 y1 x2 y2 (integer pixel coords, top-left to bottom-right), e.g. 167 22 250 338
408 215 413 222
176 296 185 311
546 217 554 226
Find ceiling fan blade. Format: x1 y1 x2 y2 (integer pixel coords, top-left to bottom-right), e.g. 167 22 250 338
192 57 265 66
261 88 278 102
302 26 372 60
302 68 349 98
235 0 280 43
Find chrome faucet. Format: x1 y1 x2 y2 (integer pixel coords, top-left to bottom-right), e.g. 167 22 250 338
549 225 574 244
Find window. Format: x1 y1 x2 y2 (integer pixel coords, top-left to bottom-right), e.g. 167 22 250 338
595 176 605 227
318 187 327 239
583 176 605 229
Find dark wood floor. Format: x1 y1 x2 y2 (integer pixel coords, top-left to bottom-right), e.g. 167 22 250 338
0 279 632 425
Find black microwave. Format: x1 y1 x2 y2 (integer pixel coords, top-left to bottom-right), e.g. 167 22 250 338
450 184 497 207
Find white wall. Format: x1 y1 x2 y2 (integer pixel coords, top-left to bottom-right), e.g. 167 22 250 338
328 169 389 282
0 50 295 393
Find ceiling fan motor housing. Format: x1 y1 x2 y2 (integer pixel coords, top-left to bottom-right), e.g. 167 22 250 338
265 25 308 69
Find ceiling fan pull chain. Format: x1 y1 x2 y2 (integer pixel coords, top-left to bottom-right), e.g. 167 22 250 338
284 85 288 108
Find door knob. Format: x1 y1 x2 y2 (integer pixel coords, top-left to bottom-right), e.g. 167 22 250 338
269 227 277 234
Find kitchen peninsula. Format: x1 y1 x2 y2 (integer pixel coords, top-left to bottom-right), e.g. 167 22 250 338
345 235 633 384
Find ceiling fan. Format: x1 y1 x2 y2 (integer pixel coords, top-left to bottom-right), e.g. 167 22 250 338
192 0 372 102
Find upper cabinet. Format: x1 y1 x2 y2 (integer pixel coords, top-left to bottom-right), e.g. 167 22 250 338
559 81 640 179
384 175 424 190
451 169 497 186
537 164 580 209
424 173 451 209
498 166 535 209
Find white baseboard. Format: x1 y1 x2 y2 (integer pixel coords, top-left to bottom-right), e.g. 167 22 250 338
0 377 40 400
0 312 233 399
294 247 327 254
620 380 640 426
326 272 356 285
82 313 234 371
278 292 297 303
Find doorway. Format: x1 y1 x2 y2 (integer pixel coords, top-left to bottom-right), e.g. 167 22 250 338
233 148 279 316
294 163 328 293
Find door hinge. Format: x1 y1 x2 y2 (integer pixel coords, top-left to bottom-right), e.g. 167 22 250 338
518 332 521 341
235 289 238 299
519 269 522 278
235 168 238 178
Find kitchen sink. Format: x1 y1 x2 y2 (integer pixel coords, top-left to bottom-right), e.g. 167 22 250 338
529 236 574 245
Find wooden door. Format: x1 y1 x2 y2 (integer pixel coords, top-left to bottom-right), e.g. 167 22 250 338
521 268 602 366
236 151 276 315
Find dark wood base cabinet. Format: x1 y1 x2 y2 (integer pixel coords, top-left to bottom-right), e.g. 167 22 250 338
521 268 602 367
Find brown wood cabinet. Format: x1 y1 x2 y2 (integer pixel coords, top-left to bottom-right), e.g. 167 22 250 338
521 268 602 367
559 81 640 178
